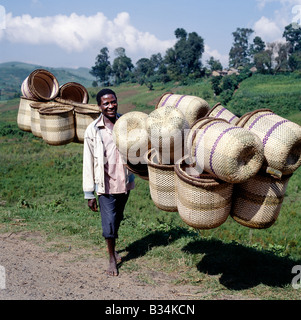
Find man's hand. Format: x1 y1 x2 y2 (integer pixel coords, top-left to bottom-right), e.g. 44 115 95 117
88 198 98 212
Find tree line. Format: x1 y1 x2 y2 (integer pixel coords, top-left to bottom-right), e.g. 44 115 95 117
90 24 301 89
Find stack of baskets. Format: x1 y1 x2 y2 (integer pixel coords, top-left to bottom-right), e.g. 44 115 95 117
142 92 301 231
17 69 100 145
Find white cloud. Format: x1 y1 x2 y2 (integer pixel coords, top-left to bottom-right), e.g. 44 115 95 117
204 44 228 68
0 11 175 59
253 16 283 42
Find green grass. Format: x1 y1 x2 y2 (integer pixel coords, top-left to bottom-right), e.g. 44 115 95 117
1 80 301 299
228 73 301 117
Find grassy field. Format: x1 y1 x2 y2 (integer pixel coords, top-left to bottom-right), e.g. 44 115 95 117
1 76 301 300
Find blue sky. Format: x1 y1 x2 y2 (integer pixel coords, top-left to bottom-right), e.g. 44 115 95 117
0 0 301 69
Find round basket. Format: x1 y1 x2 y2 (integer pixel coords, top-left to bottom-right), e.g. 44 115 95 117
29 101 68 138
39 104 75 146
113 111 150 164
206 103 239 125
231 170 292 229
74 107 100 143
21 69 59 101
237 109 301 175
57 82 89 104
187 117 264 183
174 158 233 229
146 106 189 165
156 92 210 127
146 149 177 212
17 96 38 132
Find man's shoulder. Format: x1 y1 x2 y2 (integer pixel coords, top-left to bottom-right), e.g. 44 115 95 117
85 115 102 137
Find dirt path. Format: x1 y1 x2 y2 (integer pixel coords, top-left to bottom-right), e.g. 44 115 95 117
0 231 214 300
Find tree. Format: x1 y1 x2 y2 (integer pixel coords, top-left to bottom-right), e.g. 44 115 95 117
134 58 154 85
274 42 291 72
164 28 204 80
207 56 223 71
90 47 112 86
249 36 266 59
283 24 301 53
112 47 134 84
229 28 254 68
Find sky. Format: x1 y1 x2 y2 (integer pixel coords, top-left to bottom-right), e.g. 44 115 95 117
0 0 301 70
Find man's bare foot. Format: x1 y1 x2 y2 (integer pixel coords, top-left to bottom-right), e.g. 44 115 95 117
115 251 122 263
107 258 118 276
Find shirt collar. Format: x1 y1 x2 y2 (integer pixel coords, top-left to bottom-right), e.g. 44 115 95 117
94 113 121 129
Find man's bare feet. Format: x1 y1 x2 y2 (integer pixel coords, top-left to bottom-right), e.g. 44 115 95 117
107 258 118 276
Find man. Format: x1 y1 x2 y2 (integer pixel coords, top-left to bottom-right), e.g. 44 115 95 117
83 88 135 276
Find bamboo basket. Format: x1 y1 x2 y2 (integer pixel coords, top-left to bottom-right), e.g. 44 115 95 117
146 149 177 212
187 117 264 183
231 170 292 229
113 111 150 164
57 82 89 104
39 104 75 146
74 107 100 143
156 92 210 127
29 101 68 138
17 96 38 132
174 158 233 229
147 106 189 165
237 109 301 176
206 103 239 124
21 69 59 101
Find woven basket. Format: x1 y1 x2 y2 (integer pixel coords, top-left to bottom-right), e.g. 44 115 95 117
147 106 189 165
21 69 59 101
57 82 89 104
156 92 210 127
237 109 301 176
74 107 100 143
17 96 38 132
174 158 233 229
206 103 239 125
113 111 150 164
146 149 177 212
187 117 264 183
231 170 292 229
39 104 75 146
29 101 68 138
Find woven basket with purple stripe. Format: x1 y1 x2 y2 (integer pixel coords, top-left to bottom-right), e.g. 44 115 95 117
155 92 210 127
187 117 264 183
206 103 239 125
237 109 301 176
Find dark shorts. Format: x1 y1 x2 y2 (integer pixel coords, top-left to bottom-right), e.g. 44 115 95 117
98 192 130 239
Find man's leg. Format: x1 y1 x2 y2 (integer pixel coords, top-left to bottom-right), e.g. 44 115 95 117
99 193 130 276
106 238 118 276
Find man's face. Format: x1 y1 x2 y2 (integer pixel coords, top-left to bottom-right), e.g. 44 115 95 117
99 94 118 120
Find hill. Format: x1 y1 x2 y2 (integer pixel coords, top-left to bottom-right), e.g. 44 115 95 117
0 61 95 100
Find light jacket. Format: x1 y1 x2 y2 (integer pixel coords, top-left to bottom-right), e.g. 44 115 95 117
83 113 135 199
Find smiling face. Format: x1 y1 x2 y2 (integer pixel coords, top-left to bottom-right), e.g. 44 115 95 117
99 93 118 122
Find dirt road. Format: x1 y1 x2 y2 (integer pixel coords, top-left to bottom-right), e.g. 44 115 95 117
0 231 214 300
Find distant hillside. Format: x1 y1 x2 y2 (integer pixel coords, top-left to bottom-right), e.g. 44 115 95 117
0 61 96 100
